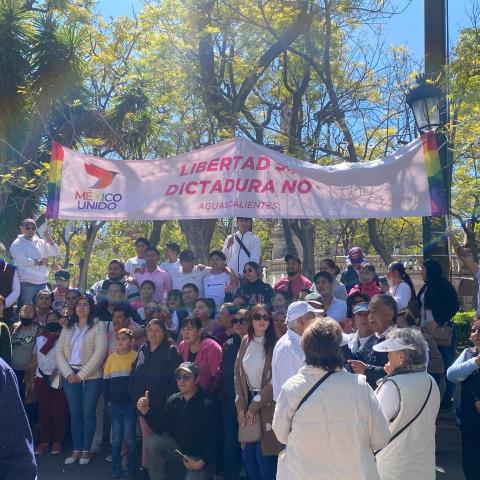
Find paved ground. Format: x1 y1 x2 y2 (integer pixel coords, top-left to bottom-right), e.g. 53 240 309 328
37 411 466 479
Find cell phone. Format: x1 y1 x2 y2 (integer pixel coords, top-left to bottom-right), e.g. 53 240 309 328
174 449 186 460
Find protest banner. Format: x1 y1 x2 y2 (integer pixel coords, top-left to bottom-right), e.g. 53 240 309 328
47 131 446 220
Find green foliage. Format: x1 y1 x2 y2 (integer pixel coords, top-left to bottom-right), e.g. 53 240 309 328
453 310 476 347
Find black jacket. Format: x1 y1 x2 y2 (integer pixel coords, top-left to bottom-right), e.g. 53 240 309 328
220 334 241 412
160 388 220 466
236 279 274 307
417 279 459 326
96 301 143 325
345 333 388 389
129 340 181 432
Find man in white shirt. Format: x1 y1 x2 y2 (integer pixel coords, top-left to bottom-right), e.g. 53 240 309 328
159 243 181 273
171 250 239 297
10 218 59 308
0 242 21 322
124 238 149 275
222 217 261 276
271 301 321 401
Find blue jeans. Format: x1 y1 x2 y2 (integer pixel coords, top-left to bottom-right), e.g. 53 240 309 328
242 391 277 480
438 324 457 405
18 282 47 309
242 442 277 480
62 377 103 451
109 402 137 476
222 406 242 480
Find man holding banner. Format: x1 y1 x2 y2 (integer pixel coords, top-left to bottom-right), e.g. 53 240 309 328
222 217 261 277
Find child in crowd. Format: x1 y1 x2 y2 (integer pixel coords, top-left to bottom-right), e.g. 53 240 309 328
103 328 138 479
160 243 181 273
32 311 68 455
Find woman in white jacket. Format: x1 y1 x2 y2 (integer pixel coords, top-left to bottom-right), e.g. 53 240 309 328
374 328 440 480
56 294 107 465
272 318 390 480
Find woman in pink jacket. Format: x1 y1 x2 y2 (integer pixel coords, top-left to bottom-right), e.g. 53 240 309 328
178 316 222 394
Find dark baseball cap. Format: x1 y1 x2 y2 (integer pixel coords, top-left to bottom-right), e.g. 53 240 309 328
285 254 301 264
54 269 70 281
175 362 199 377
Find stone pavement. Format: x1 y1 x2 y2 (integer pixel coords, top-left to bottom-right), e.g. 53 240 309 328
37 411 466 480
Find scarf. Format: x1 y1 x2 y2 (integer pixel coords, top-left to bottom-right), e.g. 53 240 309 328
40 331 61 355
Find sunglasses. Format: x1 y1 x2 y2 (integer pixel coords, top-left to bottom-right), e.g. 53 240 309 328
175 373 193 381
24 225 37 230
232 317 248 325
252 313 272 322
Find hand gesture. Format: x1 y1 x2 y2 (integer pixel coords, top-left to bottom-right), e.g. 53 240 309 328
226 235 234 248
424 319 439 334
183 456 205 471
348 359 367 375
44 227 54 245
237 410 246 427
245 410 256 426
137 390 150 415
384 362 394 375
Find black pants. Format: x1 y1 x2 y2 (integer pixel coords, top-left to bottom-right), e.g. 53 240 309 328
460 425 480 480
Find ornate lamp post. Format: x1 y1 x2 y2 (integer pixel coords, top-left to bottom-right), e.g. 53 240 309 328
406 77 450 275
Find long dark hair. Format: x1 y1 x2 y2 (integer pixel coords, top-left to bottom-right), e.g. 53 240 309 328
180 316 208 340
388 262 416 298
248 303 277 355
422 259 444 284
320 258 341 276
67 294 96 329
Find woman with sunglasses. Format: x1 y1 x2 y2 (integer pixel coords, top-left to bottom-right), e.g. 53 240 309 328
234 304 281 480
236 262 274 308
220 308 250 480
56 294 108 465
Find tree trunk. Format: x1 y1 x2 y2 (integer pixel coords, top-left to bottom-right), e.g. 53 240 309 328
291 220 315 278
367 218 392 266
78 221 106 292
282 220 299 257
179 219 218 265
149 220 165 248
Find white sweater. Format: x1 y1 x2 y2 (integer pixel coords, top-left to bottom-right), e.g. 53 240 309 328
222 231 260 275
273 366 390 480
10 235 60 284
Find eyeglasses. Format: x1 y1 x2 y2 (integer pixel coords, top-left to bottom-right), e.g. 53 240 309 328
232 317 248 325
175 373 193 381
252 314 272 322
24 226 36 230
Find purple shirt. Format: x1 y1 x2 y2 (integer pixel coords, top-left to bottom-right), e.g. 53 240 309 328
135 267 172 304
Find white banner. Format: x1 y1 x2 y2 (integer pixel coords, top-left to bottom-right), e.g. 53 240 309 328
47 134 442 220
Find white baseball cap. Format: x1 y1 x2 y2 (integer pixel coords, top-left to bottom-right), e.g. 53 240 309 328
373 338 416 352
286 301 322 323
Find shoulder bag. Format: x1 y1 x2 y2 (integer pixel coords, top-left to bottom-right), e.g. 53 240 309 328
374 377 433 456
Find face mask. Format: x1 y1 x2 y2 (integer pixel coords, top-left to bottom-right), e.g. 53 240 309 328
350 257 363 265
20 318 34 326
45 322 62 333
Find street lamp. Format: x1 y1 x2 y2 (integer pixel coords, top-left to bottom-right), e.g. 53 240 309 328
405 77 450 276
405 80 443 133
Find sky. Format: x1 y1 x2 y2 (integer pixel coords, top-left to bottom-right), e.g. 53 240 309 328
95 0 473 62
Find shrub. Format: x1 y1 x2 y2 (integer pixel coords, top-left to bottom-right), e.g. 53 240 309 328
453 311 476 347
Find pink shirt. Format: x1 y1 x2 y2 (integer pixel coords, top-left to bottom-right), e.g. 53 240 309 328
349 280 381 299
135 267 172 304
274 274 312 299
178 337 222 394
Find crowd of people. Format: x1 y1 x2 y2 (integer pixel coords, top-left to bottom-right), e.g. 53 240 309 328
0 217 477 480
